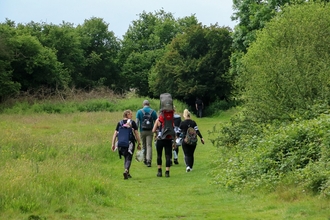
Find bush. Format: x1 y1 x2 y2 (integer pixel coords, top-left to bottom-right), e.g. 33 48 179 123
210 114 330 196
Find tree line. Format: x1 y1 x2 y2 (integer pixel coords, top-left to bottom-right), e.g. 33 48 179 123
1 1 329 109
0 10 232 108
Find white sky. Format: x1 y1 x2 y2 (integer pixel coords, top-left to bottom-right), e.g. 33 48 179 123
1 0 237 39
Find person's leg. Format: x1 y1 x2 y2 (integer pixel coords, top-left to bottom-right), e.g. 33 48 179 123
125 145 135 171
174 146 179 164
190 145 197 169
181 143 188 166
198 109 202 118
164 140 172 177
141 131 147 165
145 130 153 166
121 147 129 179
182 142 193 172
156 140 163 177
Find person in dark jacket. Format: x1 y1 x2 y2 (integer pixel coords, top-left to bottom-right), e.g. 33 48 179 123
179 109 205 172
195 97 204 118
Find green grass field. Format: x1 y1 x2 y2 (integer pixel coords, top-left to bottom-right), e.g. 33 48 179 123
0 111 329 219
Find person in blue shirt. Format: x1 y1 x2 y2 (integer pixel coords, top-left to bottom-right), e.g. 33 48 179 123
136 100 158 167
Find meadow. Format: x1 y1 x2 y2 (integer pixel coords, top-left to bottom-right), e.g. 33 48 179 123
0 98 329 219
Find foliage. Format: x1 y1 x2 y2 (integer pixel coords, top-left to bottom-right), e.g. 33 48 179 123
76 17 121 89
119 10 199 96
209 3 330 195
0 88 187 115
229 0 330 101
239 2 330 123
149 24 233 107
203 99 238 117
0 18 121 101
210 114 330 196
0 26 21 100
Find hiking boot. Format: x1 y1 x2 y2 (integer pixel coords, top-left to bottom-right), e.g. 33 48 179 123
157 169 162 177
186 166 191 172
123 171 128 180
174 159 179 165
165 170 170 177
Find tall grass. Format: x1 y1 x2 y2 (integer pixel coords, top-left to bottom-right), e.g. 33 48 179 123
0 104 329 219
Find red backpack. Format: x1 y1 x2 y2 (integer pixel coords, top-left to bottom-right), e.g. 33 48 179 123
158 110 175 139
158 93 175 140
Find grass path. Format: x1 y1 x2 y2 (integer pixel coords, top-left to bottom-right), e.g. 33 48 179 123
103 116 323 220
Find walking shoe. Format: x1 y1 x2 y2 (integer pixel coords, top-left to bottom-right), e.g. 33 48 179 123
157 169 162 177
123 171 128 179
165 171 170 177
186 166 191 172
174 159 179 165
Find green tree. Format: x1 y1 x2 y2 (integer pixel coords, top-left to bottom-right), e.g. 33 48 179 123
0 22 21 100
230 0 330 94
120 10 199 96
239 2 330 123
34 22 85 88
77 17 120 89
149 24 233 105
1 21 69 92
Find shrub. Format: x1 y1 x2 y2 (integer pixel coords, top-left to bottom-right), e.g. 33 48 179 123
210 114 330 196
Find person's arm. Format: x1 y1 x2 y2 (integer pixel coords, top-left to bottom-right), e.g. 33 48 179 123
135 111 140 128
111 130 118 151
134 129 142 150
194 122 205 144
152 118 159 133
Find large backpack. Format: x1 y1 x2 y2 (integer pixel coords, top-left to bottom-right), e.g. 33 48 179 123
141 109 153 130
117 120 133 147
184 126 198 145
160 93 173 111
158 93 175 140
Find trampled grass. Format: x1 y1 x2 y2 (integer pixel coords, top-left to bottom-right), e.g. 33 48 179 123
0 111 329 219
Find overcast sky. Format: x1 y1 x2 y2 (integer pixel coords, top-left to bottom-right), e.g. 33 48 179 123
1 0 237 39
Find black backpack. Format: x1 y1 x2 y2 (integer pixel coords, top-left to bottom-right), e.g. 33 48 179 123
141 109 153 130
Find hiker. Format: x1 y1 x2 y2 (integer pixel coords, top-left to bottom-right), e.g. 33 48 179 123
152 93 176 177
195 97 204 118
172 112 182 165
152 117 174 177
112 110 141 180
179 109 205 172
136 100 158 167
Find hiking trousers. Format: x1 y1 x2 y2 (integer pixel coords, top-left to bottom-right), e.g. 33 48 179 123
140 130 154 162
182 142 197 169
118 144 135 171
156 139 173 168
